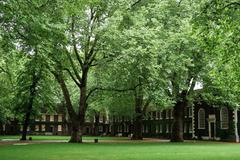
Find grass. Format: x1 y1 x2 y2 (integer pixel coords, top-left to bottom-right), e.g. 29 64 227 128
0 135 128 141
1 141 240 160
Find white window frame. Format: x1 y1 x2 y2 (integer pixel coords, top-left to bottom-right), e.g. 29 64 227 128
220 107 229 129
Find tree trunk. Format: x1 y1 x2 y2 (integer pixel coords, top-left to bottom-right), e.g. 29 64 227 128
76 70 88 143
69 120 82 143
132 84 144 140
171 101 185 142
21 110 31 140
93 112 100 136
21 72 39 141
132 113 143 140
53 71 81 143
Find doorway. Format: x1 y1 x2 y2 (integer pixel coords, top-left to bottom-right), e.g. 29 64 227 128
208 114 216 139
209 122 215 139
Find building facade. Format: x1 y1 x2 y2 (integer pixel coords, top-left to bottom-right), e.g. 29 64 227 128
0 103 237 141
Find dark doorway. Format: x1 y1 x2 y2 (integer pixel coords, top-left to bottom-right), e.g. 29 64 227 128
210 122 215 138
49 126 53 133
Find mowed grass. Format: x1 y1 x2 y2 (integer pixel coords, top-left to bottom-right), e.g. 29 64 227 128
1 142 240 160
0 135 128 141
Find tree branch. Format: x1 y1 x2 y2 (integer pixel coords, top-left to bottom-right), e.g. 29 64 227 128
71 16 84 68
63 68 81 87
0 66 6 73
143 99 151 114
88 37 98 65
177 0 183 7
131 0 142 8
222 2 240 10
64 47 82 83
51 70 78 120
85 84 141 102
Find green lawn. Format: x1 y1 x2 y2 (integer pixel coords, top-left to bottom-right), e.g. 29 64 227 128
0 135 128 141
1 142 240 160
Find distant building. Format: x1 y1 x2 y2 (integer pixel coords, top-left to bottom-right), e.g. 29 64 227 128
0 102 237 141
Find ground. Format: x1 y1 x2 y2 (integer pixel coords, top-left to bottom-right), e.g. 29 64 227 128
0 135 128 141
1 136 240 160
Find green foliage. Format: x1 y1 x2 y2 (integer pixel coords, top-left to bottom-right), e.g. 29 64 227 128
195 0 240 108
0 0 239 123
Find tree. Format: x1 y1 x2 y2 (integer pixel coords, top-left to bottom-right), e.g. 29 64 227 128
0 0 61 140
194 0 240 142
0 38 15 131
100 0 206 142
46 0 135 142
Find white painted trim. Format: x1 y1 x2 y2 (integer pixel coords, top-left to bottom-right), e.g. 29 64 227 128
220 107 229 129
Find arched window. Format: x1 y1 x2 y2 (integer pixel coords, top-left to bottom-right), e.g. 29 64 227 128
220 107 229 129
198 108 205 129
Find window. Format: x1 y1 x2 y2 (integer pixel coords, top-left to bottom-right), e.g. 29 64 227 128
153 112 156 120
166 110 170 119
160 111 164 119
184 123 187 133
50 115 54 122
189 107 192 117
143 125 148 133
35 125 39 131
166 124 169 133
189 123 192 133
198 108 205 129
109 125 112 132
220 107 229 129
146 125 149 133
124 125 128 132
42 125 45 131
156 125 159 133
58 125 62 131
159 124 163 133
150 112 153 120
58 114 63 122
99 126 103 132
42 114 46 121
171 109 174 119
156 112 158 120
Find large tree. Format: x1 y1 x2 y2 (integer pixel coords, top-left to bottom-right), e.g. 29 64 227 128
46 0 134 142
195 0 240 142
0 0 61 140
99 0 206 142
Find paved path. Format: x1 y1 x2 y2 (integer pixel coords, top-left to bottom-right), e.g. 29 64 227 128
1 138 231 146
0 138 171 146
